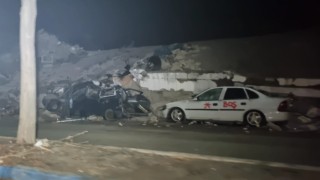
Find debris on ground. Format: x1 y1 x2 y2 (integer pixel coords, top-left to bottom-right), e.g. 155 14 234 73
243 126 250 134
1 138 319 180
57 117 86 123
266 121 282 132
306 106 320 118
188 121 197 125
60 131 89 143
298 116 312 123
86 115 104 122
38 109 60 122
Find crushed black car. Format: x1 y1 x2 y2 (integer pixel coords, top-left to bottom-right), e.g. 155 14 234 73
42 81 151 120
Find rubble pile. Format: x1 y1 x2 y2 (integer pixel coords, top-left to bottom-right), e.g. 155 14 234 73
0 30 319 134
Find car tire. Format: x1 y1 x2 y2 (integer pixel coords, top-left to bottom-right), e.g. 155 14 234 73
104 109 115 121
46 99 61 113
169 108 186 123
244 110 266 127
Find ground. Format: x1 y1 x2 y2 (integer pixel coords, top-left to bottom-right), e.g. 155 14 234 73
1 139 320 180
1 115 320 179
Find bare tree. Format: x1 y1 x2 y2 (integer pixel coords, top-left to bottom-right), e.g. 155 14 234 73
17 0 37 144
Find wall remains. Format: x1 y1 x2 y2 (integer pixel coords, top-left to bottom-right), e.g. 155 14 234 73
138 72 320 98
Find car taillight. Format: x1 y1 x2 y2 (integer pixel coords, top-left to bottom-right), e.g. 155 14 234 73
278 100 288 112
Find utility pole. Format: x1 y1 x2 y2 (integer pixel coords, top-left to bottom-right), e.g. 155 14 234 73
17 0 37 144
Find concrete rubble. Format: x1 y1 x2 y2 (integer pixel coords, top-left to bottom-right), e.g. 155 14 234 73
0 30 319 134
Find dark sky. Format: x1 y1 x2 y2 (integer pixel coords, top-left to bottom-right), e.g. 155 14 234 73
0 0 319 53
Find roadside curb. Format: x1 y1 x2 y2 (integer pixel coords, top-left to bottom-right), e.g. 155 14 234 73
0 136 15 140
97 145 320 172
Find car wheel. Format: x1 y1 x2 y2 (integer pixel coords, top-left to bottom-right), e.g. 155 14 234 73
169 108 185 123
244 110 266 127
46 99 61 113
104 109 115 121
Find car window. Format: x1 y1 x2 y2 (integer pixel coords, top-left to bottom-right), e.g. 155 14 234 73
224 88 247 100
246 89 259 99
197 88 222 101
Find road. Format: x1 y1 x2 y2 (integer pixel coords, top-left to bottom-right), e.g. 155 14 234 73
1 115 320 167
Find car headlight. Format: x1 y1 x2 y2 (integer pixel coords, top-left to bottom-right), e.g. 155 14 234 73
158 105 167 111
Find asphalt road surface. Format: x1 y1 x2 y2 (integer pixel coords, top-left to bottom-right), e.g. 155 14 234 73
1 115 320 167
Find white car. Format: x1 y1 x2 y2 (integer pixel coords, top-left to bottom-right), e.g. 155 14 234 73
161 86 290 126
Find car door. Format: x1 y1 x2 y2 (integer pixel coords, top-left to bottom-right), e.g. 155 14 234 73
185 88 223 120
220 87 248 121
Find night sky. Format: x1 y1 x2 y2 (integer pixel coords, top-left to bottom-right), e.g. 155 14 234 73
0 0 319 53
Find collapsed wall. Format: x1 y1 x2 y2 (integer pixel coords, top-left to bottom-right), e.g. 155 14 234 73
1 29 320 113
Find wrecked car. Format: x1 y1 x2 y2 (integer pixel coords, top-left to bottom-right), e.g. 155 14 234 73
160 86 291 127
42 81 150 120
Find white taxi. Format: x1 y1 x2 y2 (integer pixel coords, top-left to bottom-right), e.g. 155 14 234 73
161 86 290 126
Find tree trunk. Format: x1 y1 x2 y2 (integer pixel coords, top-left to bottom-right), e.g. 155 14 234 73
17 0 37 144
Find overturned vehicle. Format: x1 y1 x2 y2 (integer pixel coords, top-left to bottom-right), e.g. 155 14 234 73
42 81 151 120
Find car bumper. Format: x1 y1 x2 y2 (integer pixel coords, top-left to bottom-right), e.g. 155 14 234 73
265 111 292 122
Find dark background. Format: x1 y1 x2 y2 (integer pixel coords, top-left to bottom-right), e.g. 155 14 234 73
0 0 319 53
